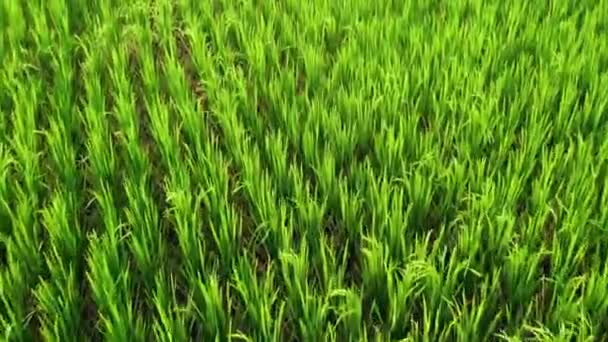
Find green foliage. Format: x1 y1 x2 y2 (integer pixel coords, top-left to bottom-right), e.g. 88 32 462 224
1 0 608 340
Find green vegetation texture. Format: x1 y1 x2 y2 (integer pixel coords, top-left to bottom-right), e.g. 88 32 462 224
1 0 608 341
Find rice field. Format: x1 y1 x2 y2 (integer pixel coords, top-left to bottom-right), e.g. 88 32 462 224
1 0 608 341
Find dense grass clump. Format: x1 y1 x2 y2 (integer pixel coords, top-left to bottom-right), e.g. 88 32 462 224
1 0 608 341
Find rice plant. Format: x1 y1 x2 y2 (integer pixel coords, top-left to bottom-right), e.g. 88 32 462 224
1 0 608 340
